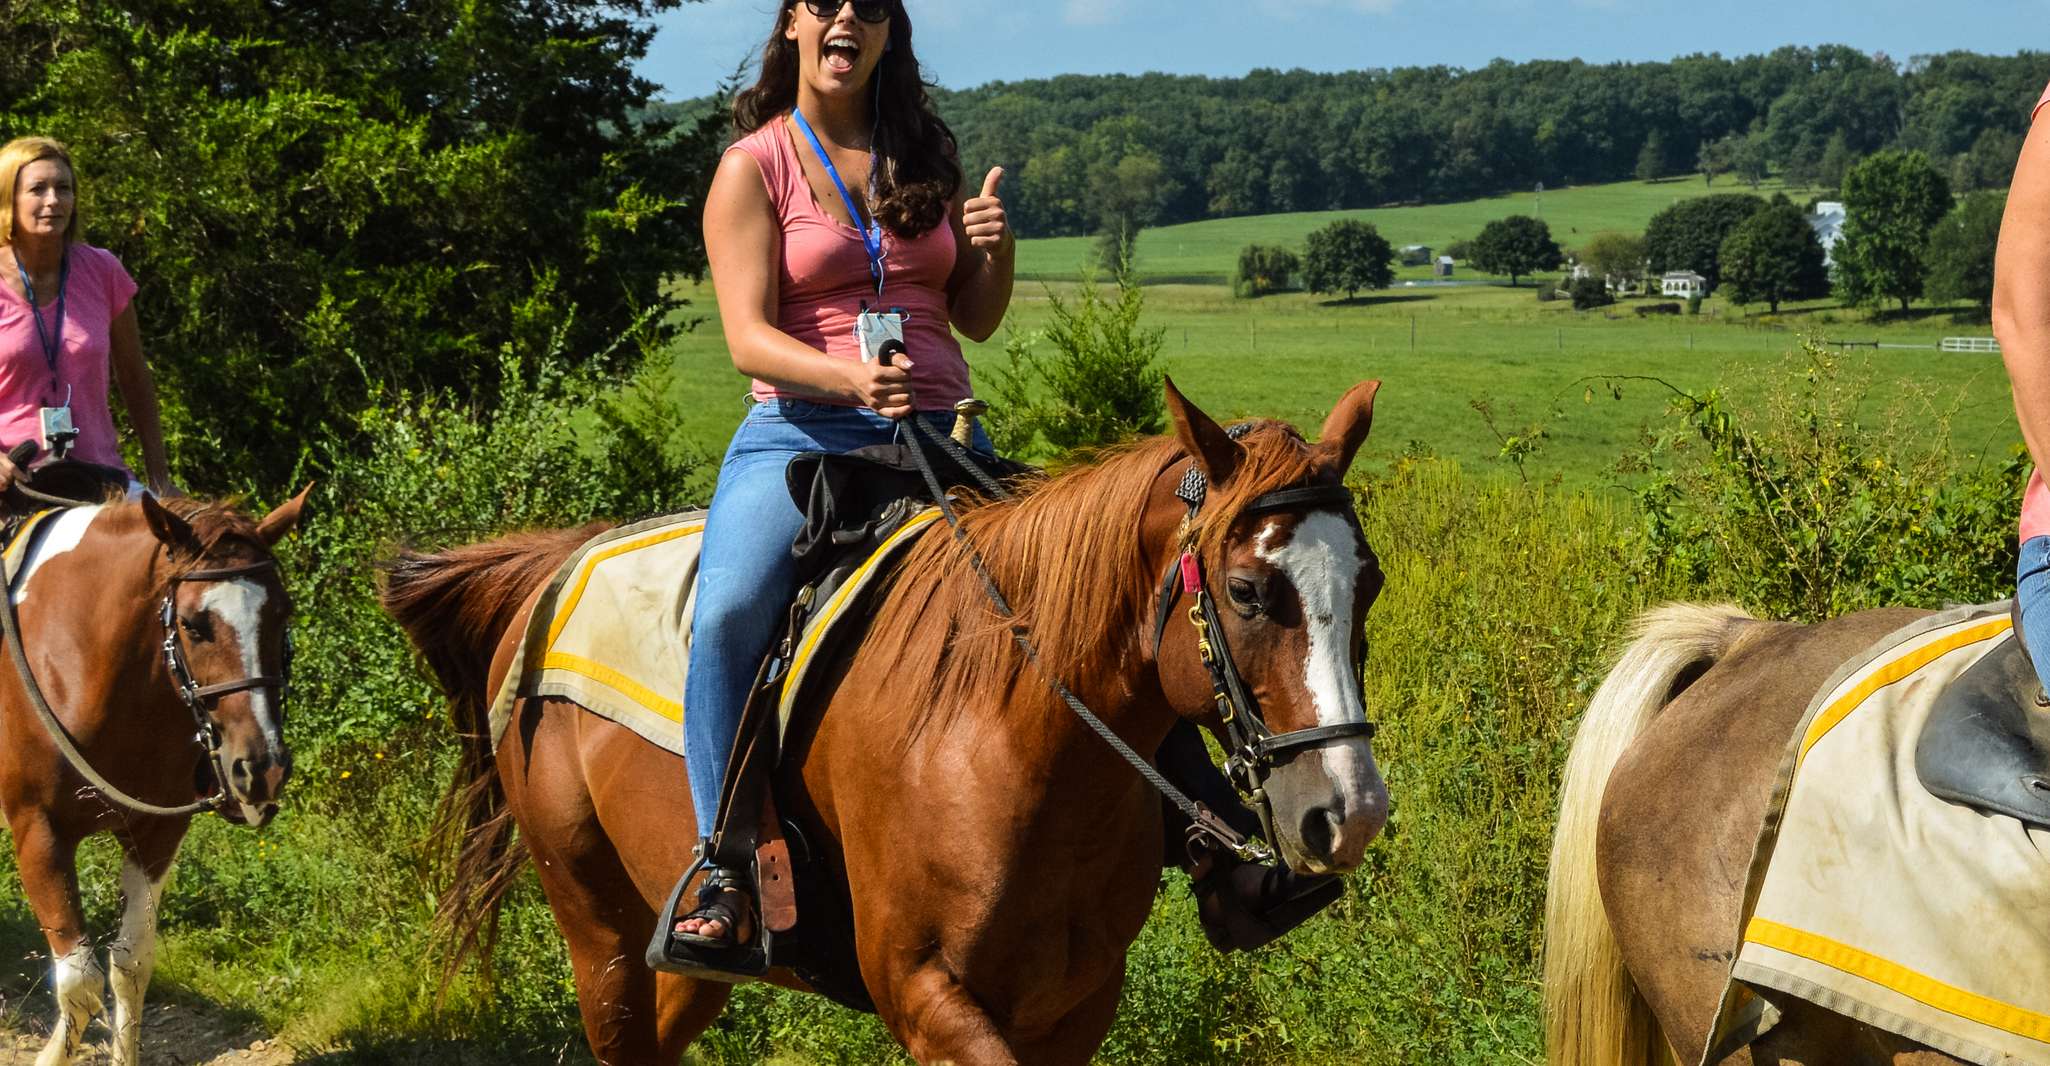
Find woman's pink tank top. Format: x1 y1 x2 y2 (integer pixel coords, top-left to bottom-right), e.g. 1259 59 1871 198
2020 83 2050 542
729 120 970 411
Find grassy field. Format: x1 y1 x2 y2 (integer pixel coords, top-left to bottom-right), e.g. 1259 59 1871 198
1012 175 1827 284
665 278 2019 491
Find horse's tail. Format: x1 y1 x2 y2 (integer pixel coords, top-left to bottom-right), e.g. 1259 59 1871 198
379 522 609 985
1543 602 1756 1066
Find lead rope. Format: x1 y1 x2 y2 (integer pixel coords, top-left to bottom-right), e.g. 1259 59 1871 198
897 413 1267 861
0 523 217 817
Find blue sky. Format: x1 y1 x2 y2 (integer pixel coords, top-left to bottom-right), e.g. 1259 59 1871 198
638 0 2043 101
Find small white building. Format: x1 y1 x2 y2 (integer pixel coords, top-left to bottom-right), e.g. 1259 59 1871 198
1662 271 1709 298
1401 244 1433 267
1809 201 1846 267
1434 255 1454 277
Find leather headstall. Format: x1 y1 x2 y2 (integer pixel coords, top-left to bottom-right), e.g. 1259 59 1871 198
159 559 287 795
1149 450 1379 821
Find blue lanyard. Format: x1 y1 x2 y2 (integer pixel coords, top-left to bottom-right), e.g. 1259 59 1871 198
791 110 885 299
15 250 67 379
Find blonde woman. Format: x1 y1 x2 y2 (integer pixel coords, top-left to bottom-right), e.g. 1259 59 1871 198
0 137 172 495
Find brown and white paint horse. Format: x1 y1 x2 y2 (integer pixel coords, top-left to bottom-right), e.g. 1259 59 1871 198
0 490 306 1066
1545 603 1977 1066
383 381 1390 1065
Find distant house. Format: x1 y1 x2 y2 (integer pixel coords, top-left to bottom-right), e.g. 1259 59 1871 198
1401 244 1433 267
1809 201 1846 267
1434 256 1454 277
1662 271 1709 298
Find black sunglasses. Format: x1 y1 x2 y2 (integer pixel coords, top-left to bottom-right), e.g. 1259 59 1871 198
801 0 891 23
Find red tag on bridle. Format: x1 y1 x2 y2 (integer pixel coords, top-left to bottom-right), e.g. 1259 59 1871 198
1179 551 1201 594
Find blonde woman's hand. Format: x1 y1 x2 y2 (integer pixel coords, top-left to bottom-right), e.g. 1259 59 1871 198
963 168 1012 258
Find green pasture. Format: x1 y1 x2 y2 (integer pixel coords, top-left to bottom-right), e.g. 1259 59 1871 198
667 277 2019 489
1011 174 1828 284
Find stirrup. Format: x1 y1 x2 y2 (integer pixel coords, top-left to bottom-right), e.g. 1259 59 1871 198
645 849 771 981
1189 849 1344 953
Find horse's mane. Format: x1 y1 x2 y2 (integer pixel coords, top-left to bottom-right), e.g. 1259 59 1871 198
865 420 1326 745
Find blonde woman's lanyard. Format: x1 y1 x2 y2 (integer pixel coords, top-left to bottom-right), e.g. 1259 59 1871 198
15 250 68 389
792 110 886 300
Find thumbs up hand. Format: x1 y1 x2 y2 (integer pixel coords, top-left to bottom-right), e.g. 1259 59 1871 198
962 167 1013 257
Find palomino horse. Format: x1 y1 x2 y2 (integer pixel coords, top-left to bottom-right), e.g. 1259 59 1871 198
1544 603 1977 1065
0 488 307 1066
382 381 1390 1065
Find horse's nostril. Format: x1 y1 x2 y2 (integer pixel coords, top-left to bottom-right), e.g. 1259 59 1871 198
1298 805 1341 858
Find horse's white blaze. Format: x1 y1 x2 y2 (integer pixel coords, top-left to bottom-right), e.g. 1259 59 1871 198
11 506 103 606
1256 513 1379 801
199 578 282 760
37 942 103 1066
109 860 171 1066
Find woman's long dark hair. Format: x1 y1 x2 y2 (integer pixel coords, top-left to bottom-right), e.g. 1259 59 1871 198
733 1 961 238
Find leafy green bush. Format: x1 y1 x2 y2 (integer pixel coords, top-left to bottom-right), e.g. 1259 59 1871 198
1623 339 2025 621
982 252 1167 459
1232 243 1301 298
1567 276 1613 311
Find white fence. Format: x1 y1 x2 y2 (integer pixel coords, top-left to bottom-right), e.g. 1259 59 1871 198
1940 336 2001 353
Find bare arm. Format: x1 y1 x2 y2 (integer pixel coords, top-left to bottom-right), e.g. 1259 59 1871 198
946 167 1015 344
705 148 914 418
107 304 172 493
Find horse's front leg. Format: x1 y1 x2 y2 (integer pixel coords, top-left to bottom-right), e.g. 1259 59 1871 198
109 819 185 1066
10 813 101 1066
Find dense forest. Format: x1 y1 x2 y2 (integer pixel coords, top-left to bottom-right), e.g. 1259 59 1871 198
663 47 2050 239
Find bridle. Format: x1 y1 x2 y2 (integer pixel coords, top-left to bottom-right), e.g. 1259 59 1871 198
159 559 288 809
1148 452 1379 845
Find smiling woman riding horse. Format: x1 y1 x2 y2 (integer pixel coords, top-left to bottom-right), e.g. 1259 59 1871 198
384 379 1389 1065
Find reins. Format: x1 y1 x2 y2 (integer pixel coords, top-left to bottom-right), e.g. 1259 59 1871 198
0 518 280 818
887 371 1377 862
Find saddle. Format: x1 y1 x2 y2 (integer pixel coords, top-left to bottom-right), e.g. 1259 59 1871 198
1914 601 2050 828
646 425 1035 1002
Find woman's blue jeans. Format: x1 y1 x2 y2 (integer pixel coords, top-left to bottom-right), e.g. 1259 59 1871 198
2018 536 2050 680
684 398 990 842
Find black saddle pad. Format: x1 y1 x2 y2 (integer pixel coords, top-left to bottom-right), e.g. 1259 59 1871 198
1916 610 2050 828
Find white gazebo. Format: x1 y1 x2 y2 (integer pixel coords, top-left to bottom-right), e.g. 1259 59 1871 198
1661 271 1708 298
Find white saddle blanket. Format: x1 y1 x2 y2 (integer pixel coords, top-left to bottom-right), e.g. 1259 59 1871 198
485 509 939 754
1706 602 2050 1066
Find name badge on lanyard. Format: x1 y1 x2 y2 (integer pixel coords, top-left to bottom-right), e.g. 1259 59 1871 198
16 252 74 458
791 111 905 364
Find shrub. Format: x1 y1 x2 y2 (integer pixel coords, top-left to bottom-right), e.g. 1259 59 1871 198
1444 238 1475 262
1686 294 1704 315
1303 219 1395 299
1232 243 1301 298
1625 340 2025 621
983 249 1166 458
1568 276 1613 311
1636 302 1683 317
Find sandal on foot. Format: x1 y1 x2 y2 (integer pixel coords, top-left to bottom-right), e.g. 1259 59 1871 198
1190 851 1344 953
670 866 756 948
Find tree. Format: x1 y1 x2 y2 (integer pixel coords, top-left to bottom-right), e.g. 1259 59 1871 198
1835 150 1953 312
1469 216 1563 286
1 0 715 491
1925 190 2008 311
1232 244 1301 298
1953 128 2025 193
1302 219 1394 300
1579 231 1647 290
1732 131 1771 187
1635 130 1671 182
1644 194 1767 288
1568 275 1613 311
1698 135 1736 186
1818 132 1859 190
1718 196 1830 312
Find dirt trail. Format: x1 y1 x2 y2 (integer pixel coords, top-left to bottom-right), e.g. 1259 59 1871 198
0 998 294 1065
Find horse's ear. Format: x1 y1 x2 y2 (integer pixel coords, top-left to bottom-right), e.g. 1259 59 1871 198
1316 379 1380 474
257 482 314 547
140 493 197 553
1165 377 1243 484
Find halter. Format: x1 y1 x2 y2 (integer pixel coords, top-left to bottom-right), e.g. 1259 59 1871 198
159 559 288 810
1148 441 1379 842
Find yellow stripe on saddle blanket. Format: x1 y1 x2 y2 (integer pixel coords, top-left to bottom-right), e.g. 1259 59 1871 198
1705 603 2050 1066
1 509 62 583
487 508 941 754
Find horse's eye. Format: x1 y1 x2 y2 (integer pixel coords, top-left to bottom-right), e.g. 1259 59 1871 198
180 616 211 642
1226 577 1261 611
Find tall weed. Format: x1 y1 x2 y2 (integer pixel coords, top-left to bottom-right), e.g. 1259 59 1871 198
983 250 1166 459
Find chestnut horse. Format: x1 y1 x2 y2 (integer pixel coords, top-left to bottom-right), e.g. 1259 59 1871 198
0 489 307 1066
382 381 1391 1065
1544 603 1978 1066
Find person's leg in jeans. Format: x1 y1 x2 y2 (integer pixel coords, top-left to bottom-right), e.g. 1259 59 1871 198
2017 536 2050 682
